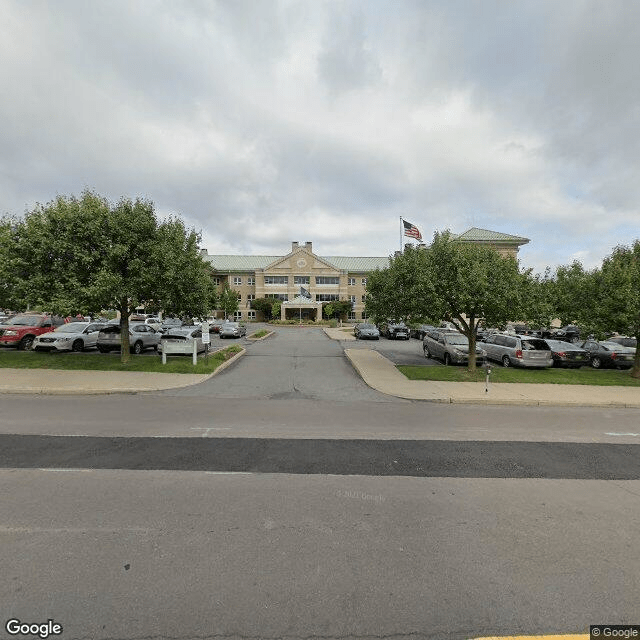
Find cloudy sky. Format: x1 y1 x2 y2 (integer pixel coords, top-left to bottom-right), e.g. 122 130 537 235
1 0 639 273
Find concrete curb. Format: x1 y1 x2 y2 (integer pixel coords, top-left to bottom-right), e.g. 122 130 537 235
324 327 356 341
209 347 245 376
344 348 640 407
246 331 274 342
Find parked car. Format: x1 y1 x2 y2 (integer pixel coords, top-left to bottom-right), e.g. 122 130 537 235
219 322 247 339
96 323 161 354
578 340 636 369
410 324 436 340
144 317 162 330
378 321 410 340
422 331 486 366
33 322 106 352
159 317 183 333
158 326 205 354
354 323 380 340
543 339 590 369
207 319 225 334
608 336 637 351
553 325 581 343
0 314 65 350
480 334 553 368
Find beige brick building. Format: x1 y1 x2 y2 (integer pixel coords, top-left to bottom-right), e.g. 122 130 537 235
202 229 529 321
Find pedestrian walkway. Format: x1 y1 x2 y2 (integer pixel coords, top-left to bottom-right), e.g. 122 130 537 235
2 342 640 406
0 368 211 394
345 348 640 407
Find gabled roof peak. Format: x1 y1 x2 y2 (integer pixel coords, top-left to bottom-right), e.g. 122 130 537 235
454 227 529 244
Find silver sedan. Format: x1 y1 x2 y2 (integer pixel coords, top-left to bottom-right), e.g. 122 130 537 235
219 322 247 339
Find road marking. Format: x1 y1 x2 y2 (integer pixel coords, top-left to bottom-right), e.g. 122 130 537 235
605 432 640 436
191 427 232 437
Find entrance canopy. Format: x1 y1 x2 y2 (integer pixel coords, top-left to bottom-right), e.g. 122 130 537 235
281 295 323 321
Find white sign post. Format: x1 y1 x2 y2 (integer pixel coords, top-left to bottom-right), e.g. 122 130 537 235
201 321 210 363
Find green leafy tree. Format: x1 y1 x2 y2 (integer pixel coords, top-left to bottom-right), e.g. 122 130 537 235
322 299 352 320
553 261 594 327
152 217 218 319
365 247 433 324
520 267 557 332
251 297 274 320
219 282 240 319
0 216 21 310
7 191 214 362
426 232 526 370
591 242 640 378
271 300 281 320
366 233 525 370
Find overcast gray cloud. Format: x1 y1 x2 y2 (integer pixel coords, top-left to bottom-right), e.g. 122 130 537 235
1 0 639 272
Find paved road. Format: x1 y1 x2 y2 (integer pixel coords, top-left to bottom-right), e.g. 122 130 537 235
3 326 640 639
159 326 400 400
3 434 640 478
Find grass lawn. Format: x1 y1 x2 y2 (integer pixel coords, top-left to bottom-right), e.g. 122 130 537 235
398 364 640 386
0 345 243 374
248 329 270 339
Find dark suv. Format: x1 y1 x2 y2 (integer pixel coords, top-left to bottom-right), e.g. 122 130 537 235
0 314 65 350
378 321 410 340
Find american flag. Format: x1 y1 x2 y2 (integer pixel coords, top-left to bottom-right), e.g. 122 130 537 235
403 219 422 241
300 286 311 298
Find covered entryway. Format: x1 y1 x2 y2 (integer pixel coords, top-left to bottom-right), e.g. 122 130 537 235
281 295 323 321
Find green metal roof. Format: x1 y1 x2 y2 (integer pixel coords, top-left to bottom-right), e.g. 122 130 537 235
453 227 529 244
322 256 390 271
205 256 280 271
205 254 390 273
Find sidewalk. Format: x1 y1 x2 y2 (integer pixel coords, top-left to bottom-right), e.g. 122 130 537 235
2 343 640 407
345 348 640 408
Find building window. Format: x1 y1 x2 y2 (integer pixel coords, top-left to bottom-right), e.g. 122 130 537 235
247 294 255 302
247 277 255 286
233 277 242 286
213 277 222 286
361 295 366 303
237 293 242 301
294 276 310 285
233 311 242 320
315 276 339 285
348 311 356 321
266 293 288 301
348 277 356 286
316 294 340 302
349 295 356 304
247 310 256 320
361 278 367 285
265 276 288 285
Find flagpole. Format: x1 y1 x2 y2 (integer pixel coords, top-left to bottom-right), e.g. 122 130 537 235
399 216 403 253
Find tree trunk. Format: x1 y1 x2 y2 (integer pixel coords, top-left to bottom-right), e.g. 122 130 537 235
632 336 640 379
467 317 477 372
119 299 131 364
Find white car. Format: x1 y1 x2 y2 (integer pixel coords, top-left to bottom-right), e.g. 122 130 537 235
144 317 162 330
33 322 106 352
158 326 206 354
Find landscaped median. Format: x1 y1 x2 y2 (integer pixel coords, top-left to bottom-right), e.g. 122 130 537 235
0 345 243 375
398 364 640 387
344 348 640 406
247 329 273 341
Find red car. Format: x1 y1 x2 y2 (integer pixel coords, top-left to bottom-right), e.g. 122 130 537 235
0 314 64 350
